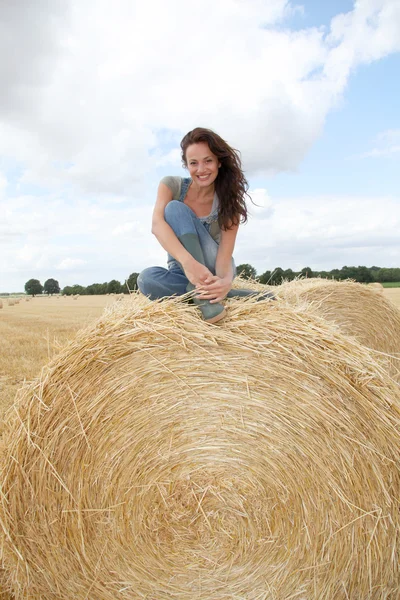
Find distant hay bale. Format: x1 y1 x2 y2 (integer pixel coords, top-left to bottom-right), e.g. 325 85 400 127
368 282 384 291
7 299 14 306
0 300 3 309
2 295 400 599
276 278 400 381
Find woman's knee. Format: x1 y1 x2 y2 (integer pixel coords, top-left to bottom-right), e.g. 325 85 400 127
137 267 156 296
164 200 191 225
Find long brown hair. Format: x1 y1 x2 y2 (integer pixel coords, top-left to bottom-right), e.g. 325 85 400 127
180 127 249 230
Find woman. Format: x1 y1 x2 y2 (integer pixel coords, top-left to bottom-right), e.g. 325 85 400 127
138 127 268 323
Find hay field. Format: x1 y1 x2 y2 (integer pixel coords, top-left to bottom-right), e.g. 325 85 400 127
1 288 399 429
0 295 114 434
383 287 400 307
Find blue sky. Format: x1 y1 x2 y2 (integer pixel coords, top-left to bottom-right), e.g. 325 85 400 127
0 0 399 292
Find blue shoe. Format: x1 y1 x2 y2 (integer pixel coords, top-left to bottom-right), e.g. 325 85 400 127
186 283 226 323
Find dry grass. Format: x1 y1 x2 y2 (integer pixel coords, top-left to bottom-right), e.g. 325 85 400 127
1 293 400 598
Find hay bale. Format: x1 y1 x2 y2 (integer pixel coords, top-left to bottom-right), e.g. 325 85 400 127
368 282 384 291
6 299 14 307
275 278 400 381
1 295 400 599
0 300 2 309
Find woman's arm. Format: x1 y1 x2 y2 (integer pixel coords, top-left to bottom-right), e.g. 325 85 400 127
215 223 239 281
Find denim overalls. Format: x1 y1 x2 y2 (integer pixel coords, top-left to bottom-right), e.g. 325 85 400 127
137 177 236 300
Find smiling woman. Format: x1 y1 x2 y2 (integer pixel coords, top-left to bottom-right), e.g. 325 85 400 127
137 127 274 323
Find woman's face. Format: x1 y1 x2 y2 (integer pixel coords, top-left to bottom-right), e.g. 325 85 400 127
185 142 220 188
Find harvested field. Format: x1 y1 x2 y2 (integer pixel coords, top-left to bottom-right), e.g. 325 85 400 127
0 295 114 433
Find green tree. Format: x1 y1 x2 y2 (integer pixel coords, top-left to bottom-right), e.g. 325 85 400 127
300 267 314 279
340 266 357 280
258 270 271 285
236 263 257 280
107 279 123 294
24 279 43 297
62 284 86 295
126 272 139 291
44 278 60 295
86 283 108 295
330 269 340 279
269 267 284 285
355 266 373 283
62 286 73 296
283 268 295 281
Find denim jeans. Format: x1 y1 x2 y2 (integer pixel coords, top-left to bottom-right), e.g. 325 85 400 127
137 201 236 300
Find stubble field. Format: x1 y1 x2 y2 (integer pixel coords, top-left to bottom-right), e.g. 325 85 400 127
0 295 117 435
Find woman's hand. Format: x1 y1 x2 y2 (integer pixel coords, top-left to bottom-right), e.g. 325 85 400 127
195 275 232 303
182 256 214 287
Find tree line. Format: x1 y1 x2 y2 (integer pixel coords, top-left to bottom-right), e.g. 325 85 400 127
24 274 139 296
23 266 400 296
240 265 400 285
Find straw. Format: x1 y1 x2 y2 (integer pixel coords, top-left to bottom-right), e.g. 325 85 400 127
275 278 400 382
1 293 400 599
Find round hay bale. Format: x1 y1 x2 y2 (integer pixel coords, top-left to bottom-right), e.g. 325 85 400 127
0 300 3 309
368 282 384 291
1 296 400 599
275 278 400 381
231 274 271 292
7 299 14 306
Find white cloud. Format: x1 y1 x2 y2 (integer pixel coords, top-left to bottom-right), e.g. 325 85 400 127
0 0 400 291
1 0 399 193
355 129 400 158
236 192 400 273
112 222 137 236
57 258 87 270
0 172 7 198
1 184 399 291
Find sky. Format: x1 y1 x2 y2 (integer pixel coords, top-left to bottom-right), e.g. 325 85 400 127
0 0 399 293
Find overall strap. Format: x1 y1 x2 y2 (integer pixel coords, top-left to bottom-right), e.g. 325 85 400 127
178 178 192 202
